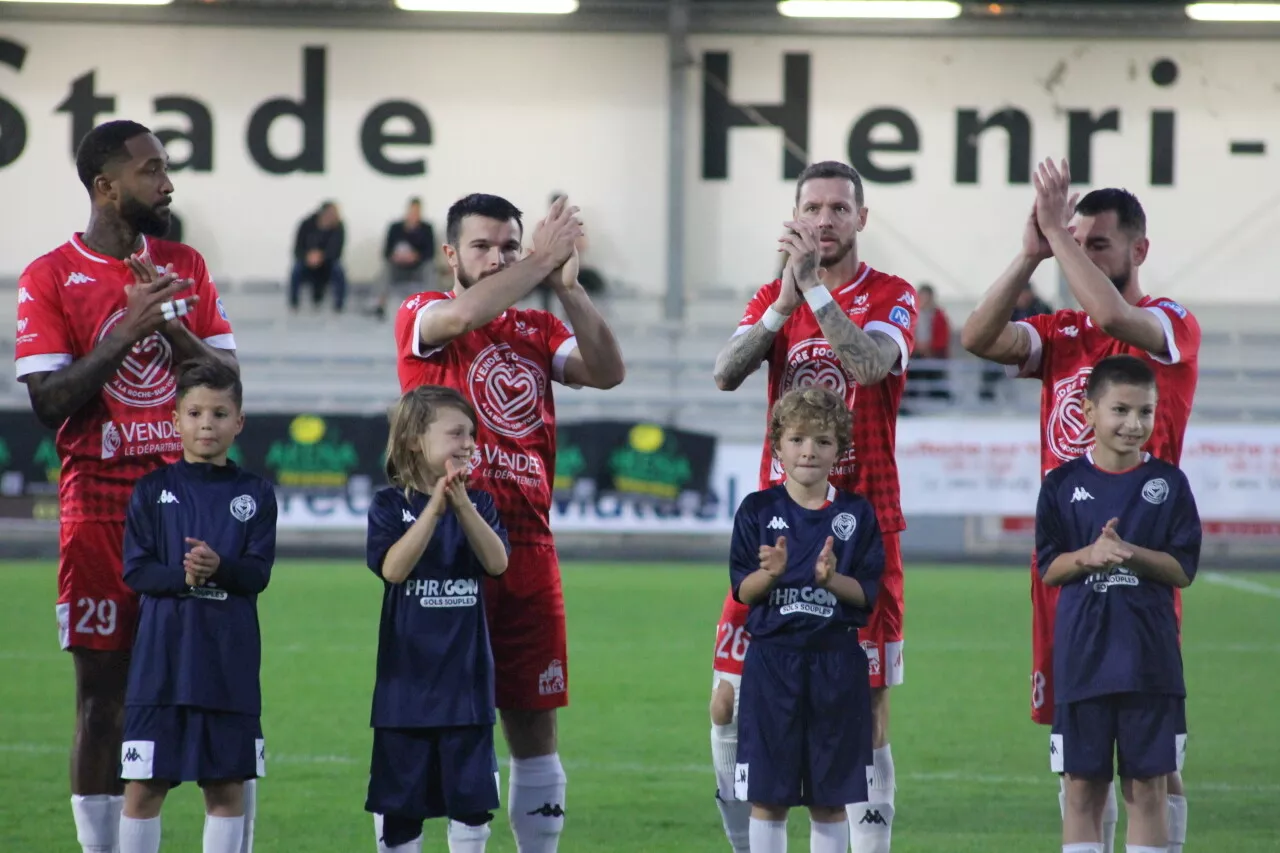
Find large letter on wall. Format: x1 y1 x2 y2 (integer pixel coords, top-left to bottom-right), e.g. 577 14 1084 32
701 51 810 181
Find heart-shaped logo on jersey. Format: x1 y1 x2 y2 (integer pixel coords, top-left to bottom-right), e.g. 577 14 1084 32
1047 368 1094 462
97 310 176 407
468 343 547 439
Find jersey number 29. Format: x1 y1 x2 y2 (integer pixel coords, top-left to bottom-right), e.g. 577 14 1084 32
75 597 118 636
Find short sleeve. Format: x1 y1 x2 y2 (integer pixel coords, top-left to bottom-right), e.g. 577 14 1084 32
14 264 75 379
395 294 450 360
1143 300 1201 366
862 281 917 373
1165 470 1202 582
728 496 761 602
187 254 235 350
1034 477 1068 576
535 311 578 386
847 503 885 612
366 490 406 577
1009 311 1060 380
731 282 782 338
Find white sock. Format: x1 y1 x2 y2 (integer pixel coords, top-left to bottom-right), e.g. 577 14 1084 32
203 815 245 853
847 802 893 853
1063 845 1104 853
716 795 752 853
810 818 848 853
118 816 161 853
869 745 896 809
1125 847 1168 853
749 817 787 853
1102 781 1119 853
508 754 567 853
1166 794 1187 853
387 838 423 853
72 794 120 853
448 820 491 853
712 723 750 853
240 780 257 853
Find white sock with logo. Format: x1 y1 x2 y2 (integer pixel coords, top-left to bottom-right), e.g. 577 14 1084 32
712 724 751 853
749 817 787 853
1166 794 1187 853
811 818 848 853
508 754 566 853
848 745 894 853
72 794 120 853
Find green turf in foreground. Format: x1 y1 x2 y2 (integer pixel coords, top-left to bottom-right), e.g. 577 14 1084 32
1 562 1277 852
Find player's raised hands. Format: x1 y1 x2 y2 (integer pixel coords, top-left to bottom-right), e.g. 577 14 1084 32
1031 157 1079 239
119 254 198 342
814 536 837 587
1083 517 1133 570
531 195 584 270
778 220 821 291
425 459 468 517
183 537 220 586
773 257 802 316
758 535 788 577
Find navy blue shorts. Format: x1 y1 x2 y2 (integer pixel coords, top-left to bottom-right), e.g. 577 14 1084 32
366 725 501 821
735 638 873 808
120 706 264 785
1051 693 1187 780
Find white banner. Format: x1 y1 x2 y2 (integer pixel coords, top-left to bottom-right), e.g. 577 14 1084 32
275 420 1280 530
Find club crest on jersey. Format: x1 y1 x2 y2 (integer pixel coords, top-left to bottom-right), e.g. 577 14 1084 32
230 494 257 522
1046 368 1094 462
1142 478 1169 505
467 343 547 439
832 512 857 541
783 338 853 403
889 306 911 328
97 309 176 407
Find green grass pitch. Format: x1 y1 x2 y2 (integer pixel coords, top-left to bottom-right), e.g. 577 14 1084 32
2 561 1278 851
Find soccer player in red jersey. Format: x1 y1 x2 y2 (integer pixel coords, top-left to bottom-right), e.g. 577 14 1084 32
711 161 918 853
393 192 624 852
14 120 238 853
962 158 1198 853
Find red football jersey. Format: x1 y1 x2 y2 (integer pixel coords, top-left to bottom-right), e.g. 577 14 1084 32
737 263 918 534
394 292 577 548
1012 296 1200 473
14 234 236 522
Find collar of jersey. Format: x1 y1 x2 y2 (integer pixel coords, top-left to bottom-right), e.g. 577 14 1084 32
71 233 150 266
177 458 239 480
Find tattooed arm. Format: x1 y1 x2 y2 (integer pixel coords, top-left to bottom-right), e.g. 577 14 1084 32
810 301 903 386
713 323 778 391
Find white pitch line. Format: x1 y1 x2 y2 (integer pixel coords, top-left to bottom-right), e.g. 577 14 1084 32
1 742 1277 794
1201 571 1280 599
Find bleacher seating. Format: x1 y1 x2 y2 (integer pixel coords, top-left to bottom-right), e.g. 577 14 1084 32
1 274 1277 442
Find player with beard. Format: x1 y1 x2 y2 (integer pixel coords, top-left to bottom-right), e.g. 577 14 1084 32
392 193 624 853
14 120 239 853
711 161 918 853
961 158 1199 853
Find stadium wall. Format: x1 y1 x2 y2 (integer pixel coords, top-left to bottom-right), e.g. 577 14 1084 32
1 24 1278 303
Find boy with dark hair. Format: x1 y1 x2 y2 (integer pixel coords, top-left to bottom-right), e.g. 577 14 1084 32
1037 354 1200 853
118 358 275 853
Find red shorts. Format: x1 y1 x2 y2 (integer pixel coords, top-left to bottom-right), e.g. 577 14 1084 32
712 531 905 689
56 521 138 652
483 543 568 712
1029 554 1183 725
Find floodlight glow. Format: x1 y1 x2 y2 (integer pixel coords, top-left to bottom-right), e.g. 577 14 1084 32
395 0 578 12
1186 3 1280 21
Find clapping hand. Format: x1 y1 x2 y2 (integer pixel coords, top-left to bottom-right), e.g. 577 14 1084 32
1031 157 1079 241
814 536 836 587
183 538 220 587
1083 518 1133 571
758 536 788 578
777 220 821 291
425 460 468 518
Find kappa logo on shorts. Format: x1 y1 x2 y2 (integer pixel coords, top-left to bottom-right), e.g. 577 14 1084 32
538 659 566 696
124 747 142 762
733 763 750 800
120 740 155 780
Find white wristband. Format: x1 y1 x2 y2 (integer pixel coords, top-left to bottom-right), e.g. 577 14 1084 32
804 286 834 312
761 307 787 332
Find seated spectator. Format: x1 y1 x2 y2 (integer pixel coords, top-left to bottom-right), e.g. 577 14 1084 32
906 283 952 403
289 201 347 313
372 197 436 321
